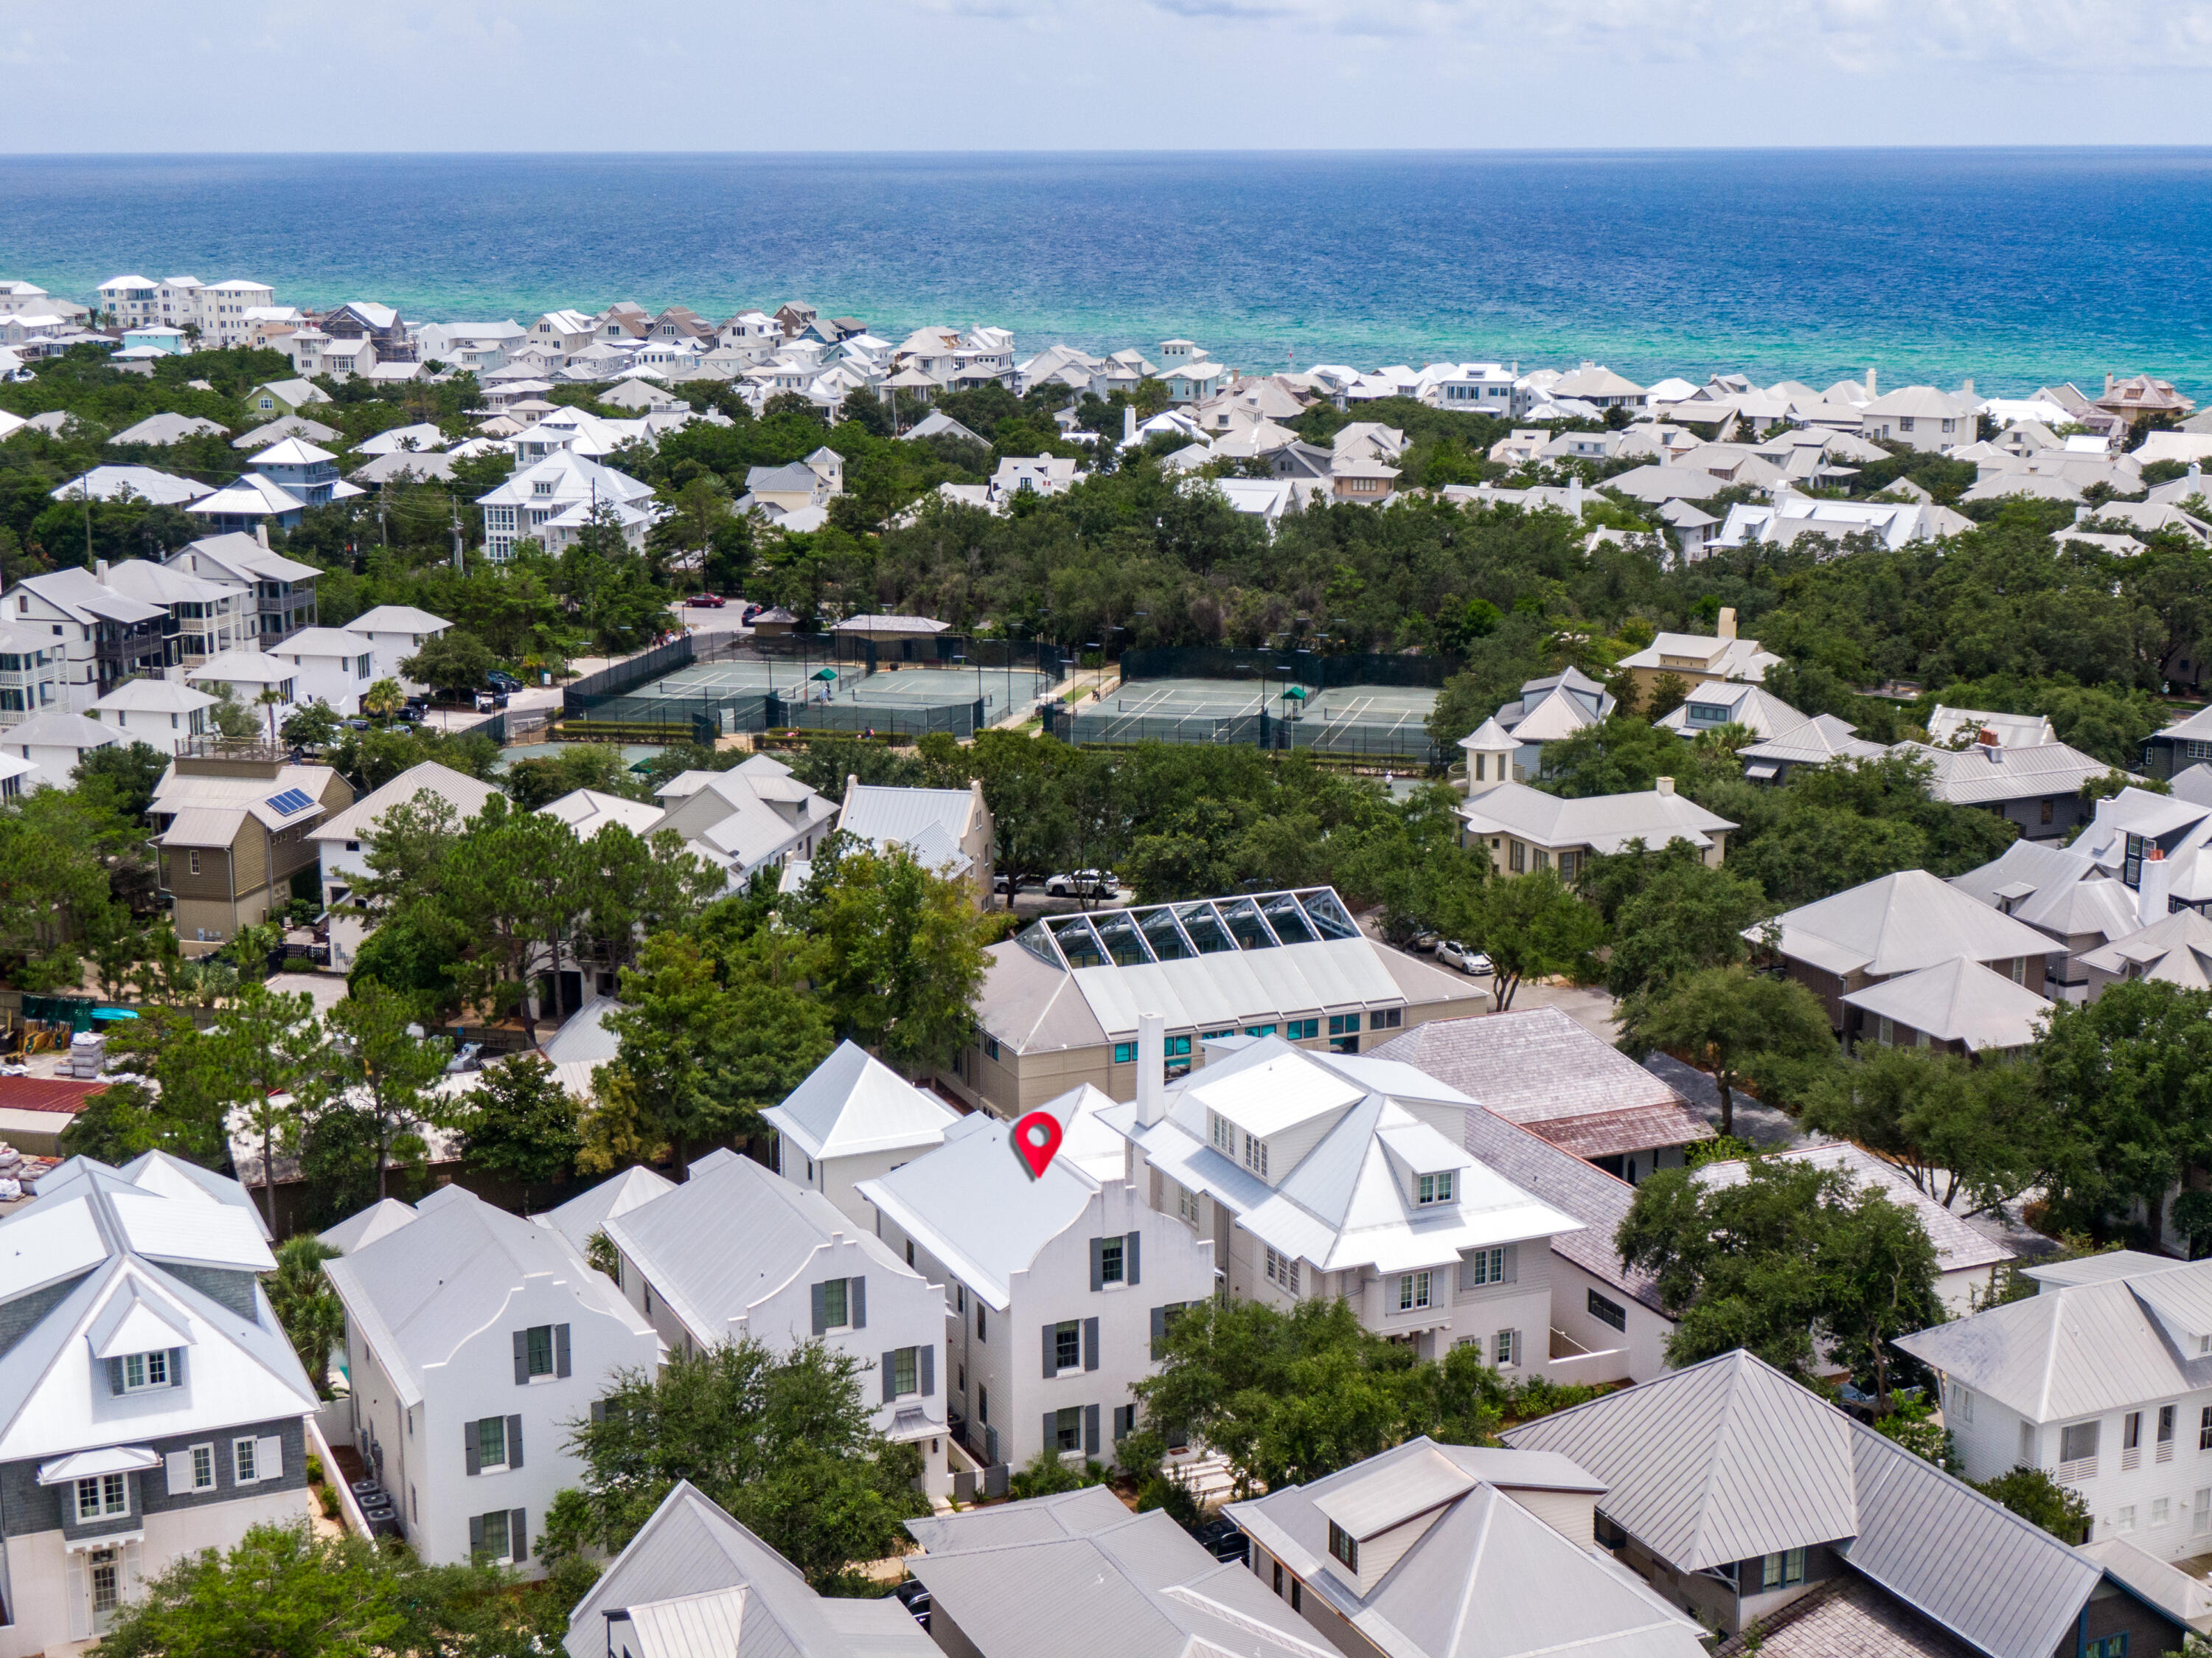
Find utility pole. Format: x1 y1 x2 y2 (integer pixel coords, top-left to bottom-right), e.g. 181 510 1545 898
451 499 464 572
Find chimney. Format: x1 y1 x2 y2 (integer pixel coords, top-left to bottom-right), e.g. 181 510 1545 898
1122 404 1136 445
1962 377 1975 398
254 524 270 548
1866 367 1877 397
2140 844 2172 927
1655 776 1675 796
2075 504 2089 524
1717 606 1738 642
1135 1011 1167 1126
2106 373 2117 396
94 559 108 583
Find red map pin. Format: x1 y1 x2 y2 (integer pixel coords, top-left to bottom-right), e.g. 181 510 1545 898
1012 1110 1064 1180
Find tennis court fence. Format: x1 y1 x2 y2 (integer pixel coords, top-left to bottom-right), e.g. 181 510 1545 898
1043 701 1446 763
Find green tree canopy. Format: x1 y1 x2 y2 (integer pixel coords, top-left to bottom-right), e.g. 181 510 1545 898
1616 964 1835 1136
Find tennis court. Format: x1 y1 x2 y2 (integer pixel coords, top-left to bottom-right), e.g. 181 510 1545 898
1062 674 1444 760
580 658 1056 735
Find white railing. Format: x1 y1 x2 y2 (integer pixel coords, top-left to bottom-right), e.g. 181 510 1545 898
2058 1456 2098 1485
1543 1336 1632 1387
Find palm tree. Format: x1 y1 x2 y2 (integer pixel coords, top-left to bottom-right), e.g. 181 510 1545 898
361 679 404 721
266 1236 347 1396
256 687 283 745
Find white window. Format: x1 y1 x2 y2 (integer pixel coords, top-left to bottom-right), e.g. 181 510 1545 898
119 1350 170 1391
1243 1134 1268 1177
1416 1172 1454 1205
75 1473 128 1522
1495 1328 1517 1367
2118 1505 2137 1533
2154 1497 2171 1527
1397 1272 1432 1311
2195 1488 2209 1536
191 1443 213 1489
1210 1112 1234 1155
1463 1246 1506 1288
1949 1382 1974 1424
1177 1184 1200 1226
1265 1249 1301 1295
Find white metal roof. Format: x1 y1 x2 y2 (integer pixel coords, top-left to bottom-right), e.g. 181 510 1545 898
758 1040 958 1163
1840 957 2055 1050
1758 870 2059 978
311 760 500 843
1457 781 1737 856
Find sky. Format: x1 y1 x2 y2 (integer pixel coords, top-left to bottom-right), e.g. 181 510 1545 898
9 0 2212 150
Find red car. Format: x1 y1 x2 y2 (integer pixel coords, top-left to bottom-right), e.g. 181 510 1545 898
689 593 726 608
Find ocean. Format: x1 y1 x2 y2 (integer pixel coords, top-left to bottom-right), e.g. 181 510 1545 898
3 150 2211 395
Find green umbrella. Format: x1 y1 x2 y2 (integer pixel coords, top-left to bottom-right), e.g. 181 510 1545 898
1281 685 1308 701
811 667 839 682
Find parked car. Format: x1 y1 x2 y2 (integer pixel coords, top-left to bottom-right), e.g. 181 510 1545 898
690 592 726 608
1045 869 1119 898
485 669 523 693
394 705 425 724
741 603 763 624
894 1579 931 1631
1189 1515 1248 1564
473 690 509 712
1438 941 1493 977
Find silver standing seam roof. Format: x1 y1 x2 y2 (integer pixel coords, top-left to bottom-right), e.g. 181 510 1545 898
1227 1437 1705 1658
1502 1350 2107 1658
906 1492 1338 1658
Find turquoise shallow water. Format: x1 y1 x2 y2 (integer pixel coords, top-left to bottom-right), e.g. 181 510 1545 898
4 150 2211 395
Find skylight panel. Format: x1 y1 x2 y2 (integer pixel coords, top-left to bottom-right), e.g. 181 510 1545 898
1295 889 1361 941
1048 915 1106 970
1259 892 1317 946
1172 903 1237 954
1135 906 1194 961
1214 896 1281 951
1091 911 1155 968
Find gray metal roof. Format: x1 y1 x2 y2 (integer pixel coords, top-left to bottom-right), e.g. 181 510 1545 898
1837 958 2053 1051
536 1165 676 1257
1696 1142 2011 1277
1505 1352 2105 1658
602 1148 916 1341
566 1481 934 1658
905 1483 1130 1553
1896 1257 2212 1423
1457 780 1737 856
1758 870 2059 978
323 1182 640 1408
908 1496 1335 1658
1228 1438 1703 1658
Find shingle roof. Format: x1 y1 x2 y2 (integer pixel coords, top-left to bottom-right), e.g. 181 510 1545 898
1457 1105 1663 1313
1504 1351 2104 1658
1371 1008 1711 1157
1714 1575 1982 1658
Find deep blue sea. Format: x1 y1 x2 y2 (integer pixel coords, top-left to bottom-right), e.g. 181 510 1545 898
4 150 2211 395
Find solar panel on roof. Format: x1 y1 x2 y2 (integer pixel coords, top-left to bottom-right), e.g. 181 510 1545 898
264 788 313 816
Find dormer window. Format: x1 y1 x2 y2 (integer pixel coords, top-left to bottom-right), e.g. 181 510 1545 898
1416 1173 1454 1206
1210 1112 1234 1155
108 1349 178 1393
1243 1134 1269 1177
1328 1522 1359 1572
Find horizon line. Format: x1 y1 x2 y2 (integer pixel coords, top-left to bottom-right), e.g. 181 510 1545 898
8 144 2212 160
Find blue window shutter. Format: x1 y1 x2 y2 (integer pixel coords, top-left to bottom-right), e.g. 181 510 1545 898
883 1352 897 1404
554 1325 571 1378
469 1513 484 1555
811 1281 828 1336
512 1329 527 1385
1150 1305 1169 1362
507 1415 524 1469
1126 1231 1141 1286
1083 1317 1100 1372
170 1347 187 1388
919 1345 935 1397
1085 1403 1100 1457
105 1357 125 1395
590 1400 606 1425
1043 1411 1057 1453
510 1508 526 1563
1090 1238 1104 1292
464 1420 480 1476
1043 1323 1057 1378
850 1277 866 1331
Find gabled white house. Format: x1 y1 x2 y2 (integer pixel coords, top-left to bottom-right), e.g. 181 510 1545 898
84 679 215 757
309 760 504 965
0 1153 319 1651
860 1103 1218 1474
267 625 378 715
164 533 320 645
476 451 656 559
341 604 451 690
762 1040 960 1228
647 756 837 887
1103 1027 1581 1373
321 1183 657 1577
591 1149 950 1499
